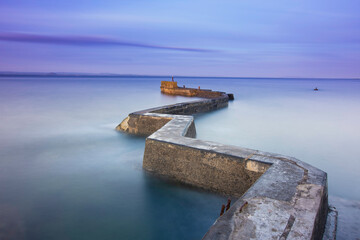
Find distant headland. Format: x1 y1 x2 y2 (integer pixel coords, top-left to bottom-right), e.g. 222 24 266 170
0 71 358 80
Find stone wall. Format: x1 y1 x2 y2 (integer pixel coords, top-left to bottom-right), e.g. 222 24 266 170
117 95 229 135
116 84 335 239
160 81 226 98
115 114 172 136
143 139 266 197
160 81 178 89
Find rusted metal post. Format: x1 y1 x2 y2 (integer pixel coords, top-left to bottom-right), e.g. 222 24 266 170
172 76 174 82
226 198 231 211
239 201 248 213
198 86 200 90
220 204 225 216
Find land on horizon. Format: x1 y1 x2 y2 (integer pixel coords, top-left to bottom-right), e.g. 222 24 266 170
0 71 359 80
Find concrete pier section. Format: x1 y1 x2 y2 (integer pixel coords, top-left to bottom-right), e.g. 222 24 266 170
160 80 234 99
116 81 337 239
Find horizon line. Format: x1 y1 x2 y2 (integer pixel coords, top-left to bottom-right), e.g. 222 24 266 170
0 71 359 80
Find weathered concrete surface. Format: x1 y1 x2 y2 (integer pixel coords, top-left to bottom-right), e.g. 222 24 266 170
116 84 336 239
144 139 265 197
322 206 338 240
117 95 229 136
116 114 172 136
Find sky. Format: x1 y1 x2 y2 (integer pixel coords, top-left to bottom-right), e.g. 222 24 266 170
0 0 359 78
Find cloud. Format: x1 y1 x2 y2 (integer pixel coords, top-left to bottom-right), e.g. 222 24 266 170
0 32 214 53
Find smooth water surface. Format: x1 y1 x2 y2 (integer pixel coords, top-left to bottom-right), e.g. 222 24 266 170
0 77 227 240
0 77 359 239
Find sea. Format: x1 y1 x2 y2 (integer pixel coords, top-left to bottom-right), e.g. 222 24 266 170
0 76 359 239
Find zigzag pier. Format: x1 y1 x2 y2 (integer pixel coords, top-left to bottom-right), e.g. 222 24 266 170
116 81 337 239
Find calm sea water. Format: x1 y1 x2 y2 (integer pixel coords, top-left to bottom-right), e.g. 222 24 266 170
0 77 359 239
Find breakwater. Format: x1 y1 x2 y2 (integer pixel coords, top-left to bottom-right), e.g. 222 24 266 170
116 81 337 239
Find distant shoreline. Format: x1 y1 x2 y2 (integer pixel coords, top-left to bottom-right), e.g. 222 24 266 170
0 72 359 80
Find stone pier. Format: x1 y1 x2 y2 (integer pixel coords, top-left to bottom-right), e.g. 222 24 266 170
116 81 337 239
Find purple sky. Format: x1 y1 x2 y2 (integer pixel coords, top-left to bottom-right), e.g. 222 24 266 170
0 0 359 78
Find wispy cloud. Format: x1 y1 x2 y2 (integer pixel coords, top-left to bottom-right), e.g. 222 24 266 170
0 32 214 53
